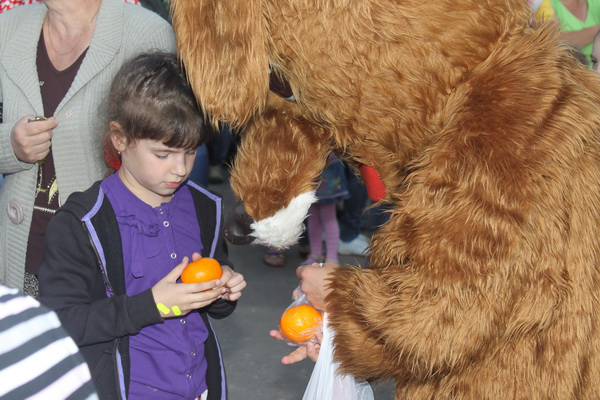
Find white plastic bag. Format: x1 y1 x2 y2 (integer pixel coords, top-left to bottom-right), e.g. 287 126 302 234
302 313 375 400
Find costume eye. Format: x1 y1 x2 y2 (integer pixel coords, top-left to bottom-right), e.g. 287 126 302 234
269 63 296 102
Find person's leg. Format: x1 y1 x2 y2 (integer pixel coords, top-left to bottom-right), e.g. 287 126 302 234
338 165 370 255
208 124 233 165
188 143 209 186
305 204 324 264
319 202 340 263
338 165 367 242
208 124 233 184
371 202 392 231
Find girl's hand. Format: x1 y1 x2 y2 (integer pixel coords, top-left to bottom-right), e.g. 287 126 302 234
219 265 247 301
152 256 226 318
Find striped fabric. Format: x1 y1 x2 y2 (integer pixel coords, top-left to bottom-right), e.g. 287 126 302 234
0 0 139 13
0 285 98 400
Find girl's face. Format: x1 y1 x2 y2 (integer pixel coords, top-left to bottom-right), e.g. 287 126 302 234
115 135 197 207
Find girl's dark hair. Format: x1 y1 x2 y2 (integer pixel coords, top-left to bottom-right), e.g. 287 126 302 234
104 52 211 169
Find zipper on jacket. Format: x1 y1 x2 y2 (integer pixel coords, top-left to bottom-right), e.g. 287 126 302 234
82 221 117 297
112 338 125 400
82 221 124 399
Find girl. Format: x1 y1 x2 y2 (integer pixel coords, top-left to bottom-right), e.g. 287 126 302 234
303 153 349 265
38 52 246 400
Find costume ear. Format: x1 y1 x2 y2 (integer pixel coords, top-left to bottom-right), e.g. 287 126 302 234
171 0 270 129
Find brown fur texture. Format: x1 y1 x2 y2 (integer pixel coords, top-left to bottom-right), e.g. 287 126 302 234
172 0 600 398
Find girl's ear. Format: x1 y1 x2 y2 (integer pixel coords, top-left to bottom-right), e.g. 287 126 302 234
103 121 126 171
109 121 127 153
170 0 270 130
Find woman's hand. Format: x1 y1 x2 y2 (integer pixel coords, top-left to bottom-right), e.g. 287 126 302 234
10 116 57 163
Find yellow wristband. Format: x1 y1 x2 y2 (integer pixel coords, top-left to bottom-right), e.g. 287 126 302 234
172 306 182 316
157 303 170 315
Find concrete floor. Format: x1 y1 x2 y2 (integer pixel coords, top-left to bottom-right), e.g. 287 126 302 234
208 177 396 400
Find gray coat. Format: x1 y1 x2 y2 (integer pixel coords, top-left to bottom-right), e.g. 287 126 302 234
0 0 176 289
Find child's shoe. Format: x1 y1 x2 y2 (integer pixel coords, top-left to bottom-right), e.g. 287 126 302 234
301 254 323 265
263 249 286 266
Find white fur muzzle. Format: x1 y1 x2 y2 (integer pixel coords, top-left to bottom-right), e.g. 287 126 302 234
250 191 317 249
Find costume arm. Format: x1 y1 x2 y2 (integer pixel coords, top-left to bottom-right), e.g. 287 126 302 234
327 264 507 382
38 209 162 347
327 218 519 381
326 122 553 381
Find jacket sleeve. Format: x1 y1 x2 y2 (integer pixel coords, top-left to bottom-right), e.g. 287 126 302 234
205 205 237 320
38 208 163 347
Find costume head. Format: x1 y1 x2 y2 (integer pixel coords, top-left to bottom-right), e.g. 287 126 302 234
170 0 541 248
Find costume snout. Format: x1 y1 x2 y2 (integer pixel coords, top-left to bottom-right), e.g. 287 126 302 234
223 201 255 246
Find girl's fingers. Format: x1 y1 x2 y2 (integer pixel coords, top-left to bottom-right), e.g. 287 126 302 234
219 266 233 282
166 257 189 281
225 275 245 289
181 279 222 293
222 292 242 302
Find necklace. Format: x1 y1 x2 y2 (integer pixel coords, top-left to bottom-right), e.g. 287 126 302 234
45 8 99 56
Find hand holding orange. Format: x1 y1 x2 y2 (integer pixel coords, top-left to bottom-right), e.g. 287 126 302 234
279 304 323 344
181 257 223 284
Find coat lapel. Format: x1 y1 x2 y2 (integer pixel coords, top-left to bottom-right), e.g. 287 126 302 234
60 0 122 113
3 4 47 115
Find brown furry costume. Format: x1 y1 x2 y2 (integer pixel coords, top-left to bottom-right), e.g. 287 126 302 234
171 0 600 398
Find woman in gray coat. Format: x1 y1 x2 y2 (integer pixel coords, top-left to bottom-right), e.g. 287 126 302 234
0 0 176 294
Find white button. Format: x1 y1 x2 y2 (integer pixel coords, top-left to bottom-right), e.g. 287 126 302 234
158 208 164 214
180 319 186 324
186 373 192 379
163 221 170 227
170 253 177 259
7 200 24 225
191 351 196 357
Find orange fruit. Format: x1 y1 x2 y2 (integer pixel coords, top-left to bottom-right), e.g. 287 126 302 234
181 257 222 284
279 304 323 344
